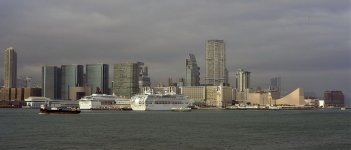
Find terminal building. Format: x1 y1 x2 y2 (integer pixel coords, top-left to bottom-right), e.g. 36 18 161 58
244 88 305 106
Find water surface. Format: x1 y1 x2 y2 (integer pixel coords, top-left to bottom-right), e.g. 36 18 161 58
0 109 350 150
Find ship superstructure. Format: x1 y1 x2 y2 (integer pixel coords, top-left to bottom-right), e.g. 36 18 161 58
131 91 190 111
79 94 130 110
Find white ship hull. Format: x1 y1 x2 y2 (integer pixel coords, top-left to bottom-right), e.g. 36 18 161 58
79 100 111 110
132 103 189 111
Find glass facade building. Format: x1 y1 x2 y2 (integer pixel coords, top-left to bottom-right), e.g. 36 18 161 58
185 53 200 86
86 64 109 94
42 66 61 99
60 65 84 99
324 91 345 107
113 63 139 98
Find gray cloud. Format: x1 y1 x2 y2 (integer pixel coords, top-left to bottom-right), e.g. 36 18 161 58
0 0 350 102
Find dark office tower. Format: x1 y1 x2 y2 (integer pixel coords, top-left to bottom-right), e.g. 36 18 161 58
324 91 345 107
61 65 84 99
137 62 151 88
86 64 109 94
42 66 61 99
185 53 200 86
270 77 281 91
4 47 17 88
205 40 228 85
113 63 139 98
136 62 151 94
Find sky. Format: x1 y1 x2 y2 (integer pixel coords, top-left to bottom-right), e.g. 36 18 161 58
0 0 350 103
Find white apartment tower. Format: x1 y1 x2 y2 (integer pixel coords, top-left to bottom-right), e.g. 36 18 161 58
205 40 228 86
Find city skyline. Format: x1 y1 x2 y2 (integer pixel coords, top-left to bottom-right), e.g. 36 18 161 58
0 1 349 102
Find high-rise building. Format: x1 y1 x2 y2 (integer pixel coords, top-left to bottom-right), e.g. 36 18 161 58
270 77 281 91
4 47 17 88
60 65 84 99
86 64 109 94
324 91 345 107
42 66 61 99
113 63 139 98
235 69 250 92
205 40 228 85
185 53 200 86
137 62 151 89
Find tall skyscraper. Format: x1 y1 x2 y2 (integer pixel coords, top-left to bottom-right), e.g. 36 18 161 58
86 64 109 94
61 65 84 99
185 53 200 86
235 69 250 92
4 47 17 88
205 40 228 85
113 63 139 98
42 66 61 99
270 77 281 91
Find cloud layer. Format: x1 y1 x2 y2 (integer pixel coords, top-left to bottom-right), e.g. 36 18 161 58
0 0 350 102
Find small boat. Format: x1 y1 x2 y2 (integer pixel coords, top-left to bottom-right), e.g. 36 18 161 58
121 107 133 111
40 100 80 114
171 107 192 112
341 107 346 111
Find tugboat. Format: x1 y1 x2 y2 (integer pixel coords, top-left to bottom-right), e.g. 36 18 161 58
40 100 81 114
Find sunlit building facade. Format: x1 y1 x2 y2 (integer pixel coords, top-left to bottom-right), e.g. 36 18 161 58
205 40 228 86
4 47 17 88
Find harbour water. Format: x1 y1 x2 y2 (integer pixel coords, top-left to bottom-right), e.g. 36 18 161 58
0 109 350 150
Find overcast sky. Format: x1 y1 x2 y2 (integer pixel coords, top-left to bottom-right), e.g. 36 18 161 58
0 0 350 101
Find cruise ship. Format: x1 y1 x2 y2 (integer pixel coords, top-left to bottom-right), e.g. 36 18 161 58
79 94 131 110
130 92 190 111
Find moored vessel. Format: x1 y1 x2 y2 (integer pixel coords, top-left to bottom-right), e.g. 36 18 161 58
40 100 80 114
79 94 131 110
131 91 190 111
